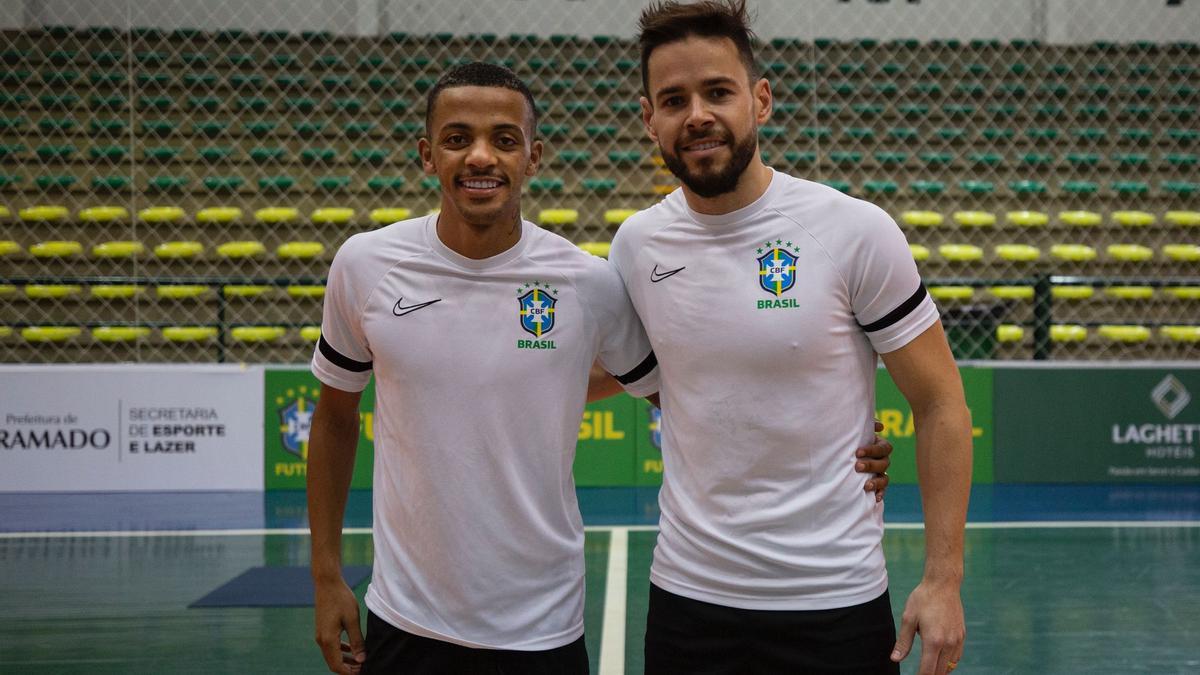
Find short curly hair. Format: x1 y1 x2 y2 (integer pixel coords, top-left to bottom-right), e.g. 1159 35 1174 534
424 61 538 136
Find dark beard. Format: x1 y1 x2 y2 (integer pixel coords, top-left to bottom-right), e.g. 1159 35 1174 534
661 129 758 199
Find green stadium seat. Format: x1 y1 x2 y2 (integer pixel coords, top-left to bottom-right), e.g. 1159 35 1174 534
609 101 641 114
258 176 296 193
1066 152 1101 167
1061 181 1099 195
1166 106 1195 121
582 178 616 194
981 127 1014 141
0 93 30 107
815 103 843 118
300 147 338 164
1076 104 1110 120
271 53 300 68
759 126 787 140
343 122 377 138
585 125 617 139
1033 104 1065 120
936 127 966 142
147 176 188 192
235 97 270 113
1112 181 1150 196
367 176 405 192
557 150 593 167
230 74 265 90
392 122 423 137
39 94 80 109
785 151 817 166
539 123 572 140
34 174 76 190
863 181 898 195
380 99 410 114
564 101 597 114
608 151 642 166
529 177 564 194
140 120 176 137
1009 180 1047 195
188 97 222 113
322 75 355 90
314 176 352 193
244 121 277 138
284 97 317 113
0 174 24 190
1121 104 1155 121
202 176 244 193
331 97 364 113
134 73 171 88
293 121 326 138
874 152 907 166
1119 128 1153 143
35 144 76 161
911 82 943 97
144 146 183 163
92 175 131 191
1020 153 1054 167
41 69 78 85
0 143 25 160
888 127 919 142
1026 128 1059 141
1162 181 1199 196
354 149 391 165
909 181 945 195
368 77 399 92
773 103 799 120
844 127 875 141
968 153 1004 168
821 180 852 194
1169 129 1199 145
918 152 953 167
829 151 862 167
88 94 127 111
942 104 976 119
193 121 227 138
987 104 1018 119
959 180 995 195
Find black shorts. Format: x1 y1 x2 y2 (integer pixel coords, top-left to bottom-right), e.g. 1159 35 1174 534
644 584 900 675
361 610 589 675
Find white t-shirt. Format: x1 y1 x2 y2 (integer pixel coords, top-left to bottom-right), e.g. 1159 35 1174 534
312 215 658 649
610 170 938 610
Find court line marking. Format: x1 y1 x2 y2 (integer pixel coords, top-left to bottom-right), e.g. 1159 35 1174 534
598 528 628 675
3 521 1200 539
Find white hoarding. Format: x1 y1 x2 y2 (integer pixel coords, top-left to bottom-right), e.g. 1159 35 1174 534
0 365 264 492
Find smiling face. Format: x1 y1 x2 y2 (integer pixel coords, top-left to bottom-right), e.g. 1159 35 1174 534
419 85 542 230
641 35 771 199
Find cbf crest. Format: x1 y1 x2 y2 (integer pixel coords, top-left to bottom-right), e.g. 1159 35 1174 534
517 281 558 338
757 239 801 297
276 386 318 460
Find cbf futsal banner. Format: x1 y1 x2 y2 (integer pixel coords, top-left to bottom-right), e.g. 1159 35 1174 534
0 365 263 492
994 366 1200 483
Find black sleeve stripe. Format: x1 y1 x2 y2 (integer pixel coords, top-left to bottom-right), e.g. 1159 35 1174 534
615 351 658 385
858 282 929 333
318 336 372 372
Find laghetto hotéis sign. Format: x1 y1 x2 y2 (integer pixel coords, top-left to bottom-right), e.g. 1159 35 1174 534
995 368 1200 483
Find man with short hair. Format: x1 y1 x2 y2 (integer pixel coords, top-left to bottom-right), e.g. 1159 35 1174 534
306 61 896 675
611 2 973 674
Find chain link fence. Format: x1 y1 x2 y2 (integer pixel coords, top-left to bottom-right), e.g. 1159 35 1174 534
1 0 1197 363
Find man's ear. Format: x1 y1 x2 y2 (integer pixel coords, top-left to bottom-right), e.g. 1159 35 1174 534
418 137 435 176
753 78 772 126
640 96 659 144
526 138 544 177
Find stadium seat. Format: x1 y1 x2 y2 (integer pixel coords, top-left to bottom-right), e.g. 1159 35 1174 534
996 325 1025 343
1098 325 1150 343
529 178 564 194
1166 211 1200 227
78 206 129 224
231 326 286 343
1050 325 1088 342
900 211 943 227
539 209 578 226
990 286 1034 301
929 286 973 302
0 241 17 257
259 176 297 193
22 326 81 342
91 285 145 300
92 241 145 258
1006 211 1048 227
578 242 611 258
1059 211 1102 227
605 209 637 226
1009 180 1047 195
1163 245 1200 262
1050 244 1097 262
368 208 410 225
216 241 266 259
93 327 151 343
958 181 994 196
154 242 204 259
255 207 299 225
938 244 984 262
582 179 617 194
1107 244 1154 262
311 207 355 224
18 205 70 223
1062 181 1099 195
157 284 210 300
1052 286 1094 301
953 211 996 227
29 241 83 258
223 285 271 298
25 284 82 299
995 244 1041 262
138 206 185 224
1104 286 1154 301
163 326 218 342
1161 326 1200 343
314 176 351 193
909 245 930 262
277 242 326 260
909 181 946 196
300 326 322 342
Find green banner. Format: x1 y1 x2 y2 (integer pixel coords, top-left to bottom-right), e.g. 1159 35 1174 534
995 368 1200 483
875 366 994 485
264 369 375 490
572 394 638 486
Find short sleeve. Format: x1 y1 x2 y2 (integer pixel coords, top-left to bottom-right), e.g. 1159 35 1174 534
311 240 374 392
585 260 659 397
845 207 940 354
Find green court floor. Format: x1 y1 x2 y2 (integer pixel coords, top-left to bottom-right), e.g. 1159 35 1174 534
3 525 1199 673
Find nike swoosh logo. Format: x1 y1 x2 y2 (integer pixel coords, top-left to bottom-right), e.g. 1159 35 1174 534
392 297 442 316
650 264 686 283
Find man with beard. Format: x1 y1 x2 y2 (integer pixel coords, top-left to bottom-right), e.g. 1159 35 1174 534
607 2 973 674
305 61 896 675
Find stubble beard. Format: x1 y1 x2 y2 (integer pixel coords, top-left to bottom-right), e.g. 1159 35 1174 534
660 127 758 199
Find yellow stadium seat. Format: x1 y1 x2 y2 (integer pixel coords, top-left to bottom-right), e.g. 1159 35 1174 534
1161 326 1200 342
91 285 145 299
929 286 973 301
1050 324 1088 342
79 206 129 223
19 205 69 222
277 241 326 259
1006 210 1049 227
1059 210 1102 227
231 326 286 342
370 207 410 224
300 326 322 342
952 211 996 227
990 286 1034 301
0 284 17 296
910 244 930 261
92 241 145 258
900 211 943 227
24 284 82 299
139 206 186 223
0 326 11 338
1052 286 1094 300
1098 325 1151 343
1166 287 1200 300
255 207 299 224
995 244 1040 262
0 206 8 220
197 207 243 224
22 326 81 342
222 285 272 298
216 241 266 258
1104 286 1154 300
154 241 204 259
0 240 21 256
605 209 637 225
1165 211 1200 227
539 209 579 226
1106 244 1153 262
92 326 151 342
578 242 611 258
30 240 83 257
1050 244 1097 261
1163 244 1200 262
1112 210 1155 227
287 285 326 298
996 324 1025 343
162 326 218 342
653 185 677 196
156 285 209 300
938 244 984 262
313 207 356 224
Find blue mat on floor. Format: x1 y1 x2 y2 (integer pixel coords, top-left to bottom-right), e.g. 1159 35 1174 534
190 565 372 608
